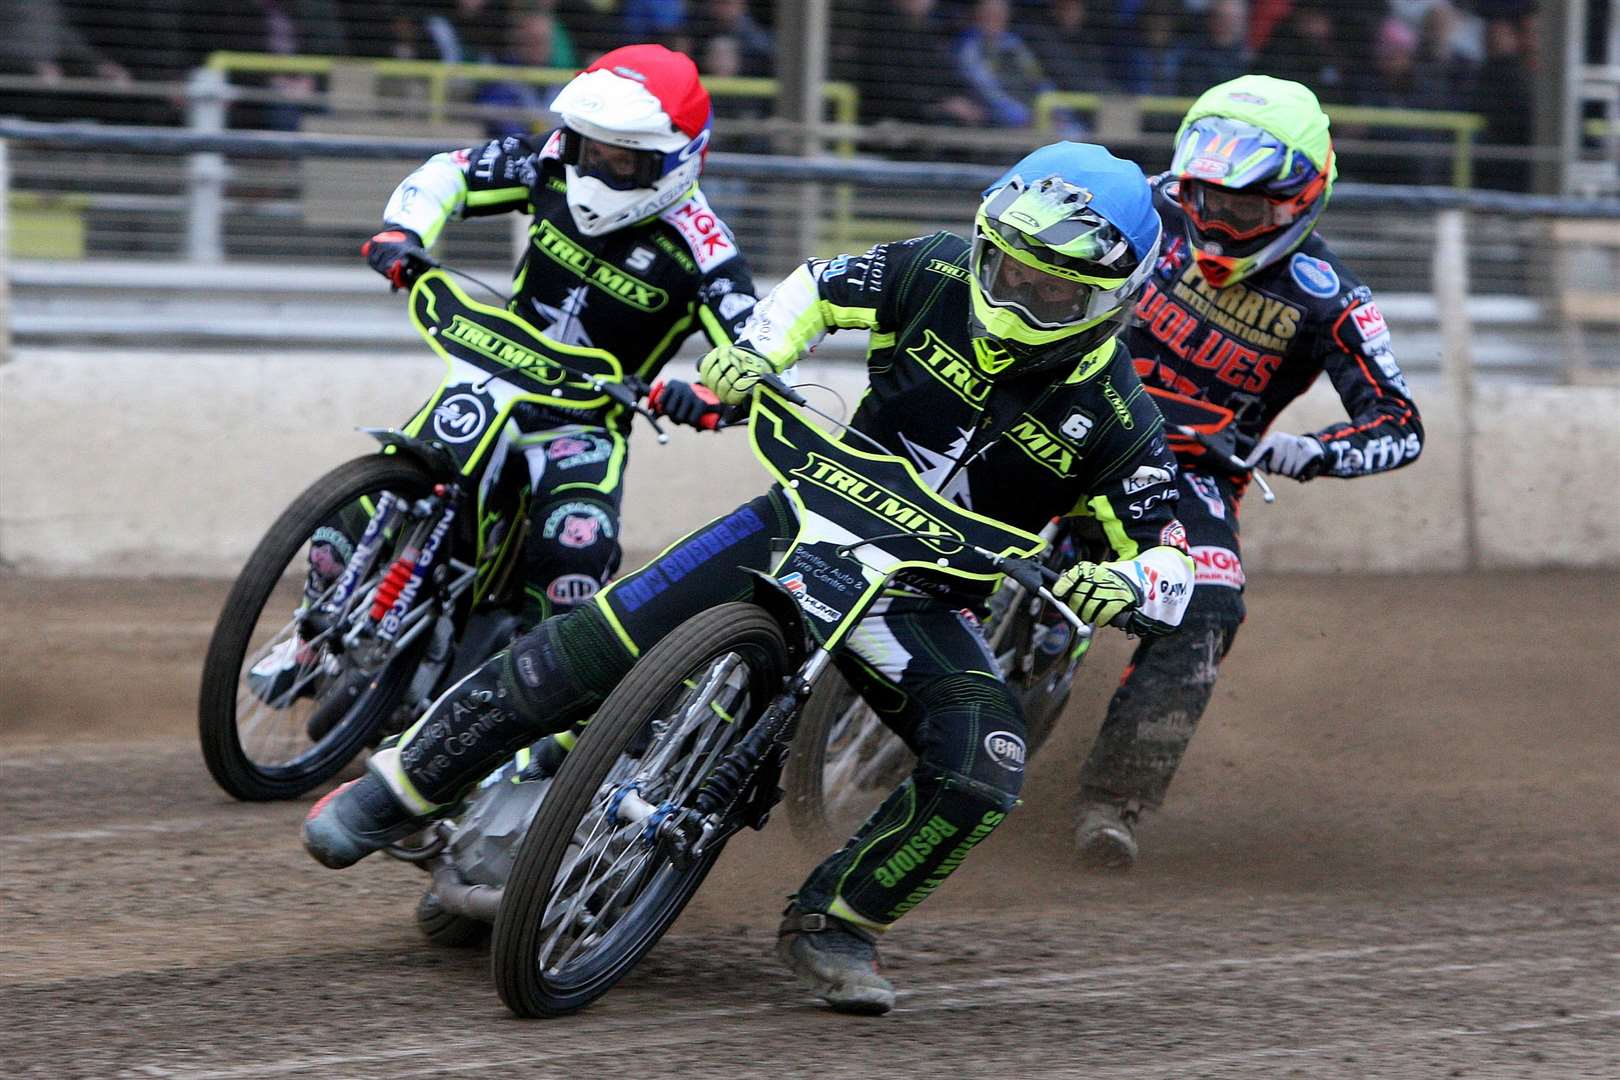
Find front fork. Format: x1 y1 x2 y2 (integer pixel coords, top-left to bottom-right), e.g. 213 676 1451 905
615 649 833 869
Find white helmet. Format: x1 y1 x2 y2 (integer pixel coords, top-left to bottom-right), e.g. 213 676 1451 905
549 44 713 237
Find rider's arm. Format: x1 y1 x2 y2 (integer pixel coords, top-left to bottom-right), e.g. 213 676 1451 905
380 135 541 247
1067 382 1194 632
1306 282 1425 478
694 258 761 347
732 241 908 366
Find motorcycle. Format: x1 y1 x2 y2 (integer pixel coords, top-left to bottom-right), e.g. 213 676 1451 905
197 265 672 801
779 381 1272 840
402 373 1155 1016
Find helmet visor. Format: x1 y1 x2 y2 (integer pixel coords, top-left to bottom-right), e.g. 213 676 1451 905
1179 180 1291 242
563 129 664 191
971 217 1136 331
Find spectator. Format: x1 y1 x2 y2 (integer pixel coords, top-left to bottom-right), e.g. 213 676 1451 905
688 0 774 77
1254 0 1351 101
554 0 626 62
851 0 986 130
1119 0 1186 96
1177 0 1249 96
196 0 349 129
1357 16 1450 183
953 0 1055 128
1028 0 1115 94
1417 1 1479 111
700 34 770 153
1470 14 1535 190
473 9 580 138
425 0 507 64
621 0 686 40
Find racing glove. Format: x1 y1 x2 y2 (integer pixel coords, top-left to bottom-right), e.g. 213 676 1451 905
697 343 780 405
361 227 430 290
1053 561 1146 628
649 379 724 429
1245 431 1325 480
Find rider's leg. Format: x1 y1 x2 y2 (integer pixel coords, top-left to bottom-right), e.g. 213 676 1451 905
781 598 1025 1014
1076 469 1246 867
303 491 794 868
517 428 627 626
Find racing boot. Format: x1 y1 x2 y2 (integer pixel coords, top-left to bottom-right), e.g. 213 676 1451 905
302 746 430 868
1074 798 1140 869
776 903 895 1016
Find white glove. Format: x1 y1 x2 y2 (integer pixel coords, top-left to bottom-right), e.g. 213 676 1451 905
1244 432 1324 480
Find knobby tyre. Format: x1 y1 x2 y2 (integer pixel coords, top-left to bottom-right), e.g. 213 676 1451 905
491 602 789 1017
198 454 434 800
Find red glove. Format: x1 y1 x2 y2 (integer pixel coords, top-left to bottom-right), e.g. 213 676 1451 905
361 228 429 290
649 380 724 429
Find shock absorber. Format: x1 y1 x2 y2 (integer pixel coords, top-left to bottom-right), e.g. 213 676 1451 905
692 704 782 816
368 556 417 622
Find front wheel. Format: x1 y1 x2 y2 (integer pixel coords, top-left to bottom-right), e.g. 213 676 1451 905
491 603 790 1017
198 455 435 801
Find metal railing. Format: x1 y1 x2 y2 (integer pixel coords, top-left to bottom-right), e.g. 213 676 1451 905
1033 91 1487 189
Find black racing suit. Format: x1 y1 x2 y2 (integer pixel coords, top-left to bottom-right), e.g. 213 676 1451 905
1077 177 1425 811
378 232 1195 930
379 130 759 620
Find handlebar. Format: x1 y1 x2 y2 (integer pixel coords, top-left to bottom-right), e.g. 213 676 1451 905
1174 424 1275 504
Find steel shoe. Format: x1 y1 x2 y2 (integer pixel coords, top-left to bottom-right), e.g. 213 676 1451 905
302 755 426 868
1075 799 1140 869
776 904 895 1015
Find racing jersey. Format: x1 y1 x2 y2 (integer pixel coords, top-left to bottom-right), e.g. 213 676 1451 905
1128 177 1423 478
736 231 1194 628
380 130 759 396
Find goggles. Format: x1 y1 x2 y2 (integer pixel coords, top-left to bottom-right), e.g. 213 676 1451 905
971 217 1136 331
560 127 705 191
1178 176 1327 243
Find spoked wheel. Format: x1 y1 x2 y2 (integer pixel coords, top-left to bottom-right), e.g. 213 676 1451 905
198 455 435 800
785 671 914 842
492 603 789 1017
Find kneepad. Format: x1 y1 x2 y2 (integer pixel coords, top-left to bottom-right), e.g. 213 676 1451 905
910 675 1027 804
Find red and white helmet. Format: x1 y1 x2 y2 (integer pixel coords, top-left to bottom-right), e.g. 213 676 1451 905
549 44 713 236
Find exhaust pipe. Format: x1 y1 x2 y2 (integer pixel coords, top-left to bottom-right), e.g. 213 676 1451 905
428 858 503 923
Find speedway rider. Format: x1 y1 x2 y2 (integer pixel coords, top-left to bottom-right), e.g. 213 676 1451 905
304 142 1195 1014
1072 76 1425 868
360 43 757 625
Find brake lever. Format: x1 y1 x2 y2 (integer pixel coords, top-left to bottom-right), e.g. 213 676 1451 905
1175 425 1275 504
600 379 669 444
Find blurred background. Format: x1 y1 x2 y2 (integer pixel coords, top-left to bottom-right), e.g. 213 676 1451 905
0 0 1617 575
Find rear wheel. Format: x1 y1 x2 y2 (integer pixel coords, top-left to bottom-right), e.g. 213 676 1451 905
198 455 435 801
491 603 789 1017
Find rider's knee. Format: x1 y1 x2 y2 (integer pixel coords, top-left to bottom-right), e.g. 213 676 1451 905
503 601 636 719
911 674 1027 804
524 498 623 609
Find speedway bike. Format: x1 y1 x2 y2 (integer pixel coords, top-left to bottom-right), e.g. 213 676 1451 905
198 265 671 801
447 374 1152 1017
780 381 1272 840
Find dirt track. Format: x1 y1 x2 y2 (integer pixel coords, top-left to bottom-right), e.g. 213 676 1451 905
3 571 1618 1079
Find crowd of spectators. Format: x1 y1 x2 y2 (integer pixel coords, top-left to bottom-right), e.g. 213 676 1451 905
0 0 1546 187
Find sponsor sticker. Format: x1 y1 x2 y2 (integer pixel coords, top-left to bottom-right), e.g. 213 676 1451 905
1350 302 1388 340
545 436 593 460
983 730 1027 773
431 394 487 444
1190 545 1245 588
778 571 844 623
545 573 600 604
1186 474 1227 520
717 292 755 321
1123 464 1174 495
541 502 615 543
556 515 601 549
664 194 736 272
626 246 656 272
1290 253 1340 298
1159 520 1189 551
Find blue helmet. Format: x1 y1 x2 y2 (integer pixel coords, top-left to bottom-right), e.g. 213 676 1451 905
970 142 1162 378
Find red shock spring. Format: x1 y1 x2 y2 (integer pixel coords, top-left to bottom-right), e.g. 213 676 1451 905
369 557 416 621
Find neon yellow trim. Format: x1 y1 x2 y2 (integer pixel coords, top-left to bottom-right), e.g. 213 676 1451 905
1062 338 1118 384
553 729 578 751
828 896 888 932
1083 494 1139 560
696 303 730 346
465 187 528 208
978 218 1130 289
830 780 915 921
637 310 695 378
709 700 736 724
591 593 641 658
817 300 882 331
869 330 896 350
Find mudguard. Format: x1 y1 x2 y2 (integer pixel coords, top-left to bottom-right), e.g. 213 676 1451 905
741 568 811 674
361 428 461 481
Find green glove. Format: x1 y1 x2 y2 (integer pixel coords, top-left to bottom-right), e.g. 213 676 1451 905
698 343 777 405
1052 561 1145 627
